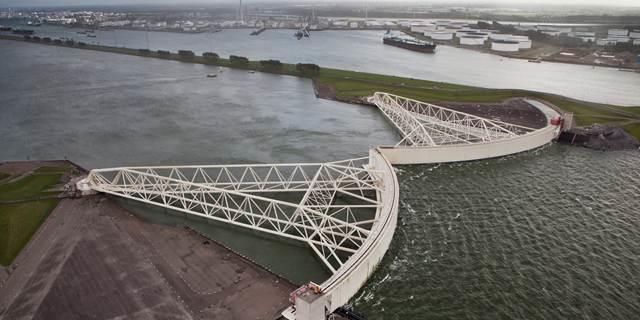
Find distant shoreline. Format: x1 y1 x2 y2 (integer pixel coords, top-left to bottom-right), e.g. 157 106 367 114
2 34 639 141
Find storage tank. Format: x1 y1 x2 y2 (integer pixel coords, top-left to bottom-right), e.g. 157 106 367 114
411 24 436 33
459 35 485 46
490 33 511 41
491 40 520 52
467 32 490 41
455 29 474 37
509 36 532 49
431 31 454 41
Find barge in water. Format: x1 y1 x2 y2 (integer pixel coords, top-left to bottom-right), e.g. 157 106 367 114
383 33 436 53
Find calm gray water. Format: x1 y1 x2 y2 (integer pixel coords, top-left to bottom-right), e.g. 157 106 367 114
0 40 397 167
2 40 640 319
2 23 640 106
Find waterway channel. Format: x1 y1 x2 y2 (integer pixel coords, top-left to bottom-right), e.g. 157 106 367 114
1 40 640 319
2 22 640 106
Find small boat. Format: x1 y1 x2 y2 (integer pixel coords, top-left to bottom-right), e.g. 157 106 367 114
528 58 542 63
77 31 87 34
206 74 217 78
0 26 12 31
87 34 96 38
248 71 256 74
27 21 42 27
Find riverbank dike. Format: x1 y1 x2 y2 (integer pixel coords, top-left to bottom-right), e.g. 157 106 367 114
0 160 295 319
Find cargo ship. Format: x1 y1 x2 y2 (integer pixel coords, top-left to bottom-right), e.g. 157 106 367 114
383 33 436 53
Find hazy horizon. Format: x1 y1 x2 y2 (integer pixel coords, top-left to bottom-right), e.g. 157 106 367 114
2 0 640 9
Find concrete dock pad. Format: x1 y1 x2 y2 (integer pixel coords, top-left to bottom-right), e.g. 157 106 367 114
0 195 295 320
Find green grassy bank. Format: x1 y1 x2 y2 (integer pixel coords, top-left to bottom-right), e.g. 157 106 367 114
0 165 72 266
2 34 639 139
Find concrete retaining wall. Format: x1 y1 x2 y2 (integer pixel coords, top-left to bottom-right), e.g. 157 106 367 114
379 124 561 165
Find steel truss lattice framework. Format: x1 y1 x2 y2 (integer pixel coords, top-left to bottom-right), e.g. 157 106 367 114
83 158 385 273
369 92 536 147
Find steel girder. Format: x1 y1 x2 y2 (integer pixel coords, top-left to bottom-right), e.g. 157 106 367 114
83 158 384 273
369 92 535 147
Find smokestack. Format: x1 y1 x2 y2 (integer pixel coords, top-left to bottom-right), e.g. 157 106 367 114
239 0 244 23
365 1 368 20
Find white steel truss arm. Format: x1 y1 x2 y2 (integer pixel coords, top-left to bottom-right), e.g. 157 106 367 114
82 158 383 274
369 92 536 147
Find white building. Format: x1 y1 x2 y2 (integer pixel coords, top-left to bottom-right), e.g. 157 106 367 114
349 22 359 29
611 36 631 43
608 29 629 37
596 38 619 46
365 20 382 27
634 39 640 46
491 40 520 52
541 30 561 37
331 20 348 28
631 30 640 39
459 36 485 46
538 25 572 33
98 20 130 27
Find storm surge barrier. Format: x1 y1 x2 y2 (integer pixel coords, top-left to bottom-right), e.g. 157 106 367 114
78 92 563 320
369 92 562 164
78 149 398 320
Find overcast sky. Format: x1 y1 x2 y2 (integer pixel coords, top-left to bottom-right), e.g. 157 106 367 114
1 0 639 8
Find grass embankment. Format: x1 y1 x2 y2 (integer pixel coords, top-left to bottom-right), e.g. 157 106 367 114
0 165 72 266
315 68 640 139
3 34 639 139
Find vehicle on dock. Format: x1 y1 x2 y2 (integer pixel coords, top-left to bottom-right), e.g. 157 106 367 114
383 32 436 53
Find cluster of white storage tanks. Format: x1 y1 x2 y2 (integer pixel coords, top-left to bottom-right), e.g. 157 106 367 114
455 28 532 51
406 21 533 51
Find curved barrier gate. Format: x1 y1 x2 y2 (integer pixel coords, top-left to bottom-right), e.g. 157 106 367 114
79 149 399 320
78 92 563 320
369 92 562 165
